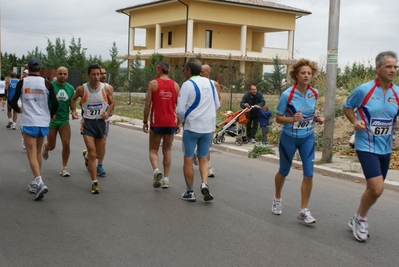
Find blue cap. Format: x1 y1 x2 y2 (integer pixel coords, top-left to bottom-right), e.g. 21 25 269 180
28 58 41 68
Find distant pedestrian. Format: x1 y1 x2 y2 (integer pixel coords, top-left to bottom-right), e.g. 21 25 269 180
6 72 19 129
10 58 59 200
240 84 265 143
259 106 272 145
0 76 6 111
271 58 324 224
143 62 180 189
343 51 399 242
176 58 220 202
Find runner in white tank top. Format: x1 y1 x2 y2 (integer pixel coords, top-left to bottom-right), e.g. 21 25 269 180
71 63 114 194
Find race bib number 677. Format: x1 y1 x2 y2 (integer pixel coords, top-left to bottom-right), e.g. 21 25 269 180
370 118 393 136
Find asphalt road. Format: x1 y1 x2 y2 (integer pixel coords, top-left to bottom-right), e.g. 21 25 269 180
0 114 398 267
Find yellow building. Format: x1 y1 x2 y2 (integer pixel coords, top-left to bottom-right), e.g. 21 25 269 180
116 0 311 74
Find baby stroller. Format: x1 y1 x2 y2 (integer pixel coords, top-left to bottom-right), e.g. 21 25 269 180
213 106 253 146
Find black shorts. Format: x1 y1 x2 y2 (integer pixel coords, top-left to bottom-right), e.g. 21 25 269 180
81 118 106 139
150 126 176 135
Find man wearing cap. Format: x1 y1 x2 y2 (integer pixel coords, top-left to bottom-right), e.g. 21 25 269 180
143 62 180 189
10 58 59 201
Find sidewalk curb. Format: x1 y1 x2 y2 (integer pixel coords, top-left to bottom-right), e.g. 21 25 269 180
113 121 399 192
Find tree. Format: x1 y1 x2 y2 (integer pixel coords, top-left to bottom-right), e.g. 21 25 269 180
43 38 68 69
129 52 145 93
245 60 265 92
68 37 86 72
144 53 163 83
169 60 186 86
27 47 45 63
104 42 124 89
265 56 286 95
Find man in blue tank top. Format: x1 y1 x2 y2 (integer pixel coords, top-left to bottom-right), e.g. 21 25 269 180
6 72 19 129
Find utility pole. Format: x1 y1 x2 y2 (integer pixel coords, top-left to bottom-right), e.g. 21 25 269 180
0 4 2 77
322 0 340 163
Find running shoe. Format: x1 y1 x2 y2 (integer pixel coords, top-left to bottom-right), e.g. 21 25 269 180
348 215 369 242
160 177 170 188
208 168 215 178
271 199 282 215
60 167 70 177
250 138 256 143
153 170 163 188
82 150 88 169
91 181 100 194
33 183 48 201
12 123 16 130
193 153 199 166
200 183 214 201
21 138 26 150
297 209 316 224
42 145 49 160
6 122 12 128
97 166 106 177
28 180 38 193
181 191 196 202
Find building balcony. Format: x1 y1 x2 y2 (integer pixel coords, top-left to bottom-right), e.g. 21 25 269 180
124 46 293 64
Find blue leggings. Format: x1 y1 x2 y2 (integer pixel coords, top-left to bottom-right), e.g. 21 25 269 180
278 131 315 177
182 130 212 158
356 151 390 180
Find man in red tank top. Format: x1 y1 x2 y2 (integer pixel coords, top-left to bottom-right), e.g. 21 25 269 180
143 62 180 189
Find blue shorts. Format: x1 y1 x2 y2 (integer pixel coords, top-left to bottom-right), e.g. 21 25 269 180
81 119 106 139
278 131 315 177
22 126 49 138
182 130 212 158
150 126 176 135
356 151 391 180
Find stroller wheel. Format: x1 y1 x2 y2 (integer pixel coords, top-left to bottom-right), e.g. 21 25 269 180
213 135 222 144
243 136 249 144
221 136 225 143
235 138 243 146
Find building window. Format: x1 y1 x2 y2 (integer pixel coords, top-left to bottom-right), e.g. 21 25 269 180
160 33 163 48
205 30 212 48
168 31 172 45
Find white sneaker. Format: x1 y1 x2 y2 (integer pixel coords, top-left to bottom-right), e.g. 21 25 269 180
271 199 282 215
153 170 163 188
160 177 170 188
60 167 70 177
297 209 316 224
348 215 369 242
28 180 38 193
42 145 49 160
21 138 26 150
193 153 199 166
208 168 215 178
11 123 16 130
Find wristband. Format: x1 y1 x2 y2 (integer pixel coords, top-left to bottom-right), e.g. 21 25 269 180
143 121 148 124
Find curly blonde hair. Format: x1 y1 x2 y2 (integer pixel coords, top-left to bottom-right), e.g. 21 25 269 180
289 58 319 83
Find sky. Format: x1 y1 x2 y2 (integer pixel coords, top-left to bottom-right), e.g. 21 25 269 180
1 0 398 69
